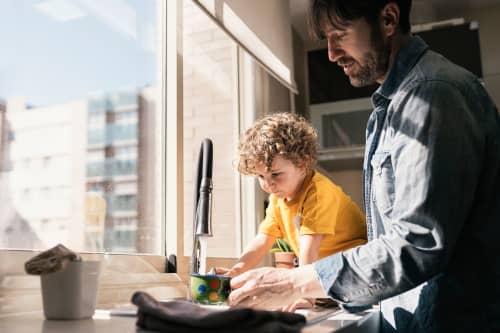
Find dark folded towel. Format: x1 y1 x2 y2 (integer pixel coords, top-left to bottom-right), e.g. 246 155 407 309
131 291 306 333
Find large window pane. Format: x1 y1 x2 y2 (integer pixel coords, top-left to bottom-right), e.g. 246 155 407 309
0 1 163 254
182 1 240 258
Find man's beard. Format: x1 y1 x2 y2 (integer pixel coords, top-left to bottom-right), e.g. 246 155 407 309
348 25 391 87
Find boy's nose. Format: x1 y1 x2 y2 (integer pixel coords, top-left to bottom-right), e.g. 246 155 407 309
264 179 276 190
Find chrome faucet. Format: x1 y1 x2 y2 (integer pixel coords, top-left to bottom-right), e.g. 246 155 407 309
189 138 214 275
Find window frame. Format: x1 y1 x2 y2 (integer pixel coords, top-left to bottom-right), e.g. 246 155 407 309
172 0 243 273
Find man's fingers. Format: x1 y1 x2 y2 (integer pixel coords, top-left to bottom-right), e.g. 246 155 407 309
230 270 252 289
229 280 268 307
231 293 272 308
228 284 252 306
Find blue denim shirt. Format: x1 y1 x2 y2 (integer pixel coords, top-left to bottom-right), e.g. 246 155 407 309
313 36 500 332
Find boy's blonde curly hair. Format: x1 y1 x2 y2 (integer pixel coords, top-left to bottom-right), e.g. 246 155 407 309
237 112 318 175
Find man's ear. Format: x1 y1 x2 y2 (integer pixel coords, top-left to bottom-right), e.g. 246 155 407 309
380 2 400 36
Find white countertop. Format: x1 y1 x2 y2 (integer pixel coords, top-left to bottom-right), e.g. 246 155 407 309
0 307 379 333
0 312 135 333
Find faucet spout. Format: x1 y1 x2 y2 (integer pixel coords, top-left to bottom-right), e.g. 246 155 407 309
189 138 214 275
195 177 213 237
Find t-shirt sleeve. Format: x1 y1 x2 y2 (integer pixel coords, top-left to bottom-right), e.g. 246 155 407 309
257 196 283 238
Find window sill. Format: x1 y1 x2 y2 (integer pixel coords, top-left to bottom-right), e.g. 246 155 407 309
0 250 187 315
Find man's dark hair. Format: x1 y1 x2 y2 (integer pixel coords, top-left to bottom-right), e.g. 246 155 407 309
309 0 412 39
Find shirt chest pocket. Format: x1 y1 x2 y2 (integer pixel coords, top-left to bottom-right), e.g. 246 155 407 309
370 152 395 215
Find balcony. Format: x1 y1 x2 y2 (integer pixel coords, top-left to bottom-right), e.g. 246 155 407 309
87 124 137 147
86 159 137 179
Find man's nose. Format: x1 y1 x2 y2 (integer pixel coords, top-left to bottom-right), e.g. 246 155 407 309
327 40 344 63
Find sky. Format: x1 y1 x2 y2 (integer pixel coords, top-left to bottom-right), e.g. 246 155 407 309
0 0 158 107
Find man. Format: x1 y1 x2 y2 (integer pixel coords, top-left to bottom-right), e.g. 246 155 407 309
228 1 500 332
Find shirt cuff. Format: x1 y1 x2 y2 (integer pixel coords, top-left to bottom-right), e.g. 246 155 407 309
313 253 343 297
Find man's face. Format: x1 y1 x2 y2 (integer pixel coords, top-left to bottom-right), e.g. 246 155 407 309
320 14 391 86
254 155 306 201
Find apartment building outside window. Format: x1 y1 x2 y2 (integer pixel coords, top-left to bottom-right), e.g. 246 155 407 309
0 1 163 254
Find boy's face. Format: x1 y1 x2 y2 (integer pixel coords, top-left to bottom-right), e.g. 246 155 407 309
254 155 307 201
320 13 391 87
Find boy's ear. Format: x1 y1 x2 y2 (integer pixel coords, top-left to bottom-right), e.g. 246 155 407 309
380 2 400 37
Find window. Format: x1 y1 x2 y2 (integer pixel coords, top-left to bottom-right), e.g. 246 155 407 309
1 0 295 262
181 1 241 258
179 1 295 260
0 1 162 254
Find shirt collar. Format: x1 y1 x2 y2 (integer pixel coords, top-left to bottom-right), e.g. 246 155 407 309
373 35 429 105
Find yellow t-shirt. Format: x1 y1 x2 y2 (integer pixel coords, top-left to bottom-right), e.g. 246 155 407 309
259 170 367 259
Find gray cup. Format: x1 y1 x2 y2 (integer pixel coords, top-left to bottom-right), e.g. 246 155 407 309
41 260 101 320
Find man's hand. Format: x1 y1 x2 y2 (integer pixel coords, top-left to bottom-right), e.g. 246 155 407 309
281 298 315 312
228 265 327 310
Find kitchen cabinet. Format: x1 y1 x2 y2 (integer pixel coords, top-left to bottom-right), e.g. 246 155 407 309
310 97 371 172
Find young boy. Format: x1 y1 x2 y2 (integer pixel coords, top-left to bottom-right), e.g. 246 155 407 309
217 113 366 310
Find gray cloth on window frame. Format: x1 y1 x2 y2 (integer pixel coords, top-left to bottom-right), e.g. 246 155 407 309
24 243 81 275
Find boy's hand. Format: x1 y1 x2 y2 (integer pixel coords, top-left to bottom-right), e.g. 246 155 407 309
213 267 231 275
214 265 244 277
